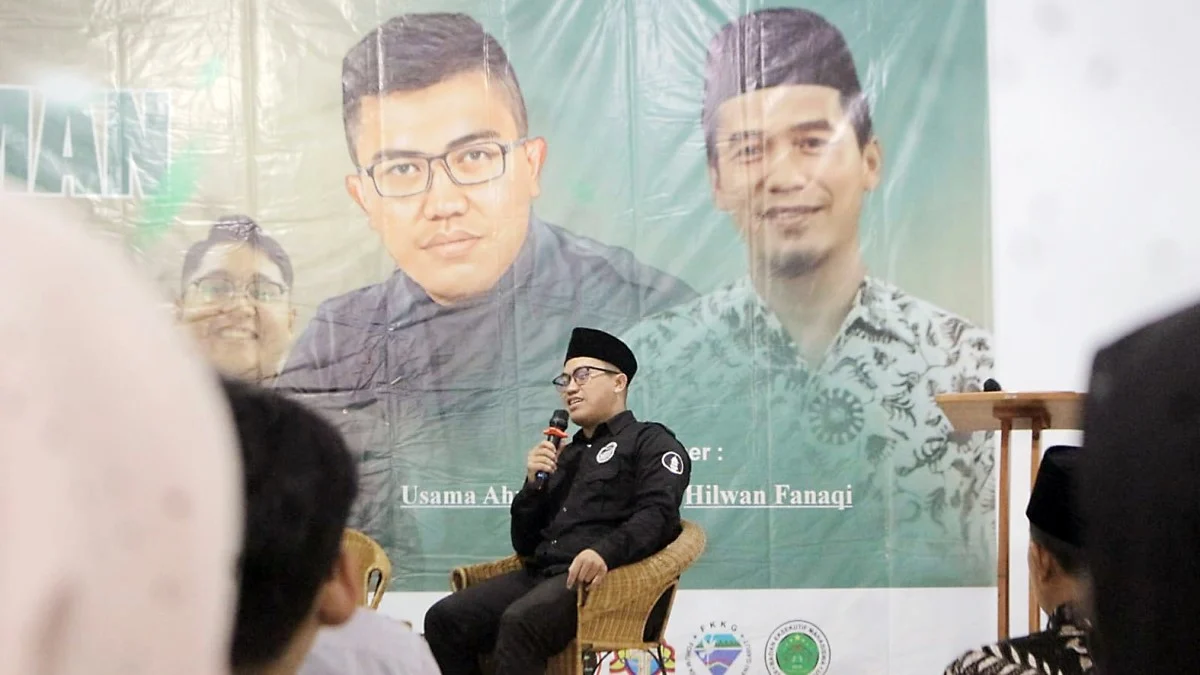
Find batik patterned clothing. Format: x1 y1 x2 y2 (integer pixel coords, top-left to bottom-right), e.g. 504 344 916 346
620 275 995 588
944 605 1093 675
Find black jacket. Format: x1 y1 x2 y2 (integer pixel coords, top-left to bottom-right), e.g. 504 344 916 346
510 411 691 574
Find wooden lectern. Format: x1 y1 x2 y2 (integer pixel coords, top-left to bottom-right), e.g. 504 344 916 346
935 391 1084 640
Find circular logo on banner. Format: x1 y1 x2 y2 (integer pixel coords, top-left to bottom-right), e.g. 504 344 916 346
661 451 684 475
685 621 750 675
765 620 830 675
596 441 617 464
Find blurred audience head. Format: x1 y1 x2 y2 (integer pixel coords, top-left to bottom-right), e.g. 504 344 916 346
221 378 359 675
1025 445 1087 614
1082 304 1200 673
0 194 242 675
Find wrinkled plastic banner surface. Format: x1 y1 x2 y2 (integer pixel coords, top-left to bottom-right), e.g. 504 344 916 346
1 0 994 670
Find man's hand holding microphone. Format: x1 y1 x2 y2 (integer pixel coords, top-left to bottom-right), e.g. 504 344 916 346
525 440 561 486
522 409 608 588
527 410 569 489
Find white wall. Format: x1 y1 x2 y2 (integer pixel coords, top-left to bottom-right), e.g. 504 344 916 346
989 0 1200 637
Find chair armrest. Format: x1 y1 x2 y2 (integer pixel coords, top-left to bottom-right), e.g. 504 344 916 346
451 555 524 591
343 529 392 609
577 521 707 646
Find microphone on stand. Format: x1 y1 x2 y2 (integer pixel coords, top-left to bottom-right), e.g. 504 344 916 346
534 409 570 490
983 378 1002 392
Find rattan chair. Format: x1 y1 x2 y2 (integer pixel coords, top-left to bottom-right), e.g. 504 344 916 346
450 520 706 675
344 529 391 609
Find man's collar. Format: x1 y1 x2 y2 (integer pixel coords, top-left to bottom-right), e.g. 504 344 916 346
572 410 636 443
747 274 881 320
731 275 872 363
748 274 909 339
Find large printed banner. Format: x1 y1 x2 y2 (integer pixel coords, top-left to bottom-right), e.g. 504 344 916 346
1 0 995 670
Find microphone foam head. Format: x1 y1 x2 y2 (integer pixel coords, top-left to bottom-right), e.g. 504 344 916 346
550 409 569 430
983 378 1002 392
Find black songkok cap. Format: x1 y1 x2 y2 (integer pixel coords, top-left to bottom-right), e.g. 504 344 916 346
1026 445 1083 547
564 327 637 381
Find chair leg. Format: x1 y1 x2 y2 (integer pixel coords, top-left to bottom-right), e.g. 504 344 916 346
581 649 602 675
652 645 666 673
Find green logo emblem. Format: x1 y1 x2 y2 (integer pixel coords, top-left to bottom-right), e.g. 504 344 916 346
765 620 830 675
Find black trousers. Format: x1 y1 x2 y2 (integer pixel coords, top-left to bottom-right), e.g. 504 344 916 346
424 568 577 675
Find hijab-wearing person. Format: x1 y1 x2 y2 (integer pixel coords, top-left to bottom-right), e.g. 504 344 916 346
0 195 242 675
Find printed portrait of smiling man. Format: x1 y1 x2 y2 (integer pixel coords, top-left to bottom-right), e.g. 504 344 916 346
275 12 696 583
621 7 996 589
177 216 296 385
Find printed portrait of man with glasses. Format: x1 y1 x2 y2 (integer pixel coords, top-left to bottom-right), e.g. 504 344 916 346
274 12 696 587
177 215 295 384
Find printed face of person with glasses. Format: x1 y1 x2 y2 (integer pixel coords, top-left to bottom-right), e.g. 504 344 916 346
553 358 627 429
176 241 295 382
344 69 548 306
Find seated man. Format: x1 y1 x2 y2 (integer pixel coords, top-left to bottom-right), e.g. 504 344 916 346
278 13 697 588
221 378 361 675
423 327 693 675
943 445 1092 674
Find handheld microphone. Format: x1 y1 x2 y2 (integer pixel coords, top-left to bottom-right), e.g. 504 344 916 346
534 409 570 490
983 378 1002 392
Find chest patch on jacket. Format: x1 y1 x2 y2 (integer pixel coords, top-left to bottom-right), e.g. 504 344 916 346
596 441 617 464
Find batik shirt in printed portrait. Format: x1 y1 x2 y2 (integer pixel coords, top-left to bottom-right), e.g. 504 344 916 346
622 276 995 588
